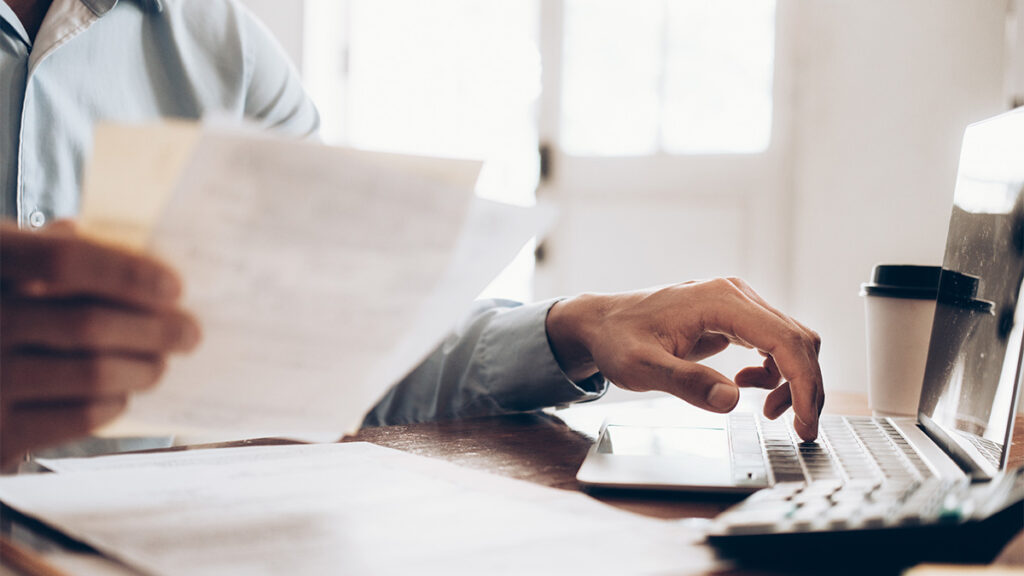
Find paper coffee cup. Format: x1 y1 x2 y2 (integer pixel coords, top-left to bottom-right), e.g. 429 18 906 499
861 265 940 417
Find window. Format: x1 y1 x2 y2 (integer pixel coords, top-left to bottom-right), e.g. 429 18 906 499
305 0 541 300
560 0 776 156
302 0 779 303
307 0 541 207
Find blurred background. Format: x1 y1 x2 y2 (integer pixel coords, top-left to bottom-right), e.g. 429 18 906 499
238 0 1023 403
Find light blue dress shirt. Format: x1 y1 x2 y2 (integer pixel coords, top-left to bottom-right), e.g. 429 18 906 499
0 0 606 451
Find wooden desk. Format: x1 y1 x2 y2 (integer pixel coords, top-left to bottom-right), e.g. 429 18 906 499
348 392 1024 567
2 392 1022 574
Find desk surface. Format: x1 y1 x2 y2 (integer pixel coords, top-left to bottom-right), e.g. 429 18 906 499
3 392 1023 575
348 391 1024 567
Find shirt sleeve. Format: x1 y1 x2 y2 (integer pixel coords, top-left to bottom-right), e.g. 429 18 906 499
228 7 605 426
362 298 609 427
236 3 320 137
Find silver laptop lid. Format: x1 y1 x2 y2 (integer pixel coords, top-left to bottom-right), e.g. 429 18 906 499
918 107 1024 479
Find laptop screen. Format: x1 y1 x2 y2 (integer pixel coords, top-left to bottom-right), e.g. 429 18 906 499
918 107 1024 477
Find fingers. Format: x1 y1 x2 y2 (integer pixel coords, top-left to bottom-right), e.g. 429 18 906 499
2 298 200 354
2 352 166 401
616 347 740 413
42 219 77 236
0 223 195 466
764 381 794 419
0 223 181 310
700 279 823 441
1 398 128 467
685 333 730 361
724 278 825 426
727 278 822 354
735 355 783 390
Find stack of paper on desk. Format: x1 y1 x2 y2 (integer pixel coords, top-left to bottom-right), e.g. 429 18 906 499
3 443 715 575
78 123 553 438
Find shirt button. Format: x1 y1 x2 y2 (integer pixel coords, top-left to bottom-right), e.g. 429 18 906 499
28 211 46 228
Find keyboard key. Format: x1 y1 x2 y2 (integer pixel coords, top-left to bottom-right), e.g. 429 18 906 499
721 505 795 535
859 502 894 528
825 503 862 529
744 488 789 504
773 472 807 484
830 489 869 503
790 503 829 531
801 481 841 495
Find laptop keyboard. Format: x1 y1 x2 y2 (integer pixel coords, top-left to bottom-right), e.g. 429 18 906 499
714 414 962 535
957 430 1002 469
712 476 973 535
729 413 934 486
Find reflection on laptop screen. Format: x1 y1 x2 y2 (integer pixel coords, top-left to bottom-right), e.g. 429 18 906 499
919 108 1024 475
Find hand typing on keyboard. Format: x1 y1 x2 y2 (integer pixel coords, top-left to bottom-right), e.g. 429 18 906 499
712 416 966 536
546 277 824 441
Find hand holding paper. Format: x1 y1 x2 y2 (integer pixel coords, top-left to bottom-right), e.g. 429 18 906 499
71 123 552 440
0 221 199 467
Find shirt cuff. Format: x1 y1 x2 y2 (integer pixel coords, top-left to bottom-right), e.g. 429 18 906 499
478 298 608 412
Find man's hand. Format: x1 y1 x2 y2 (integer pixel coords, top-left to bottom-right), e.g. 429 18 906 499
545 278 823 441
0 222 200 467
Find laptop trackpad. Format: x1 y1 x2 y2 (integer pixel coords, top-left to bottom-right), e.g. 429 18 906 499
579 423 750 490
599 424 729 458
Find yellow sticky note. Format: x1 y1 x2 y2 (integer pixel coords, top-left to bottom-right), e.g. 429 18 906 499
79 121 201 251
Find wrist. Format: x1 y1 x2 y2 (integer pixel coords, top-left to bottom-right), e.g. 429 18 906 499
545 293 606 382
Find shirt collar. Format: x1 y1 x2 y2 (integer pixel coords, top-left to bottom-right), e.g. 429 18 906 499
78 0 163 16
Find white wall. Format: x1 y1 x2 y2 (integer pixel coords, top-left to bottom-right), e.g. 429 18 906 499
238 0 306 69
788 0 1009 393
1013 0 1024 107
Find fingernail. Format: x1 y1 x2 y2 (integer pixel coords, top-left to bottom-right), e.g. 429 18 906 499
708 383 739 411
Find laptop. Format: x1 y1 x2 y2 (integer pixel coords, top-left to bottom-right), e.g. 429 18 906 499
577 108 1024 525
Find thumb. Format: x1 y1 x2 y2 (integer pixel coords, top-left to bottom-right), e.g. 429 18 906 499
622 348 740 413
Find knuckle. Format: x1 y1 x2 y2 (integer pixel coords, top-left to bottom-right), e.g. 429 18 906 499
794 327 820 356
780 327 808 350
68 306 104 343
81 356 114 391
810 330 822 349
704 277 741 299
709 277 733 290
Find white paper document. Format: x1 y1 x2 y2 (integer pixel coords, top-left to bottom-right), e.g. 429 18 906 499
81 125 553 437
2 443 714 576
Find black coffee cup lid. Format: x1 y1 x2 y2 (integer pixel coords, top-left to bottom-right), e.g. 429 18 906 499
860 264 941 300
936 270 992 312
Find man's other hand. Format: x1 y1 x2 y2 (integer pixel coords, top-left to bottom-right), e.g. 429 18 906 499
545 278 823 441
0 222 200 467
